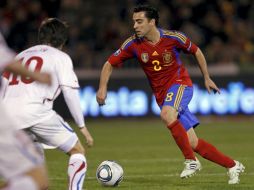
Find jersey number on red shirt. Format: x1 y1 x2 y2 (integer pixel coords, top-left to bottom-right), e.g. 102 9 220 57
152 60 162 71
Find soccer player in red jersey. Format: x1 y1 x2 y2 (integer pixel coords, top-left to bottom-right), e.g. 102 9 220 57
96 4 244 184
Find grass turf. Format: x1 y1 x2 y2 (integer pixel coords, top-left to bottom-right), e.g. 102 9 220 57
45 118 253 190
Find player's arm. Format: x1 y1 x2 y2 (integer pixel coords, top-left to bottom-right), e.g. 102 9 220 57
4 60 51 85
96 61 113 106
174 31 220 94
61 86 94 147
194 48 220 94
96 37 134 105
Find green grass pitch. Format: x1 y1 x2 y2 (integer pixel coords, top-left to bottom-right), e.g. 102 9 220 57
45 118 253 190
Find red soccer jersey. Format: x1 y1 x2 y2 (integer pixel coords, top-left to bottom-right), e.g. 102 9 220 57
108 29 198 106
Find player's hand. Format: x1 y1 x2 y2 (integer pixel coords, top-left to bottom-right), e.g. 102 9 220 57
34 72 52 85
80 127 94 147
204 77 220 94
96 88 107 106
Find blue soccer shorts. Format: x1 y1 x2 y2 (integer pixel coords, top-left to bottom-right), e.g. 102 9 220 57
161 84 199 131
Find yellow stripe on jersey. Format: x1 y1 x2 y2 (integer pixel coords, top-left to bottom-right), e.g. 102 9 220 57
121 35 135 49
174 85 186 109
163 31 187 44
163 30 186 40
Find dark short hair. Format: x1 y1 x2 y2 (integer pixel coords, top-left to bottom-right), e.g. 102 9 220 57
38 18 68 48
133 4 159 26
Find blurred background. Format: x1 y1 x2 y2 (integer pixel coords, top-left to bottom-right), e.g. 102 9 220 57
1 2 253 189
1 0 254 117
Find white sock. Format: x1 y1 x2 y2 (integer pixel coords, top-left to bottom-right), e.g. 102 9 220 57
68 154 87 190
2 175 38 190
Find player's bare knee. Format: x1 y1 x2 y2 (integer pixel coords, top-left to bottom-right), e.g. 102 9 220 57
68 141 85 155
160 110 176 125
26 166 48 190
160 109 168 123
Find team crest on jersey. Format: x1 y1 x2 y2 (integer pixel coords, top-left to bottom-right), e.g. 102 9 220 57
162 52 172 63
141 53 149 63
114 49 121 56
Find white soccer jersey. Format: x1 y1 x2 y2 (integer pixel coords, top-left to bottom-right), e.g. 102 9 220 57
0 32 16 130
0 33 43 179
0 33 15 98
2 45 80 129
0 33 15 71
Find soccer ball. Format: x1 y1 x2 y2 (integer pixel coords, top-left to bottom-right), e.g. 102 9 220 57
96 160 124 186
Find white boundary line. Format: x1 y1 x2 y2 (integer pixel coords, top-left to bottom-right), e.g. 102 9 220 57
50 172 254 180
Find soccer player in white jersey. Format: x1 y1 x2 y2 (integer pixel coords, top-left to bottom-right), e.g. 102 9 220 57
2 18 94 190
0 32 50 190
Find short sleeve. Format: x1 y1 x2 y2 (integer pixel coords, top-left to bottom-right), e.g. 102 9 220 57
56 54 79 88
172 31 198 54
108 36 135 67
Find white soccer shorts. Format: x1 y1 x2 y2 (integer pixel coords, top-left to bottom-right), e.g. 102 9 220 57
25 113 78 153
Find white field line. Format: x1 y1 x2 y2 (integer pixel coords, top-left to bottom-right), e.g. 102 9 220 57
50 172 254 181
48 157 253 165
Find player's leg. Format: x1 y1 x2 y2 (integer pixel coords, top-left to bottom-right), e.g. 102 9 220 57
160 84 200 178
29 114 87 190
161 106 196 160
25 130 45 161
0 102 48 190
187 127 235 167
67 141 87 190
187 127 245 184
8 166 48 190
0 130 48 190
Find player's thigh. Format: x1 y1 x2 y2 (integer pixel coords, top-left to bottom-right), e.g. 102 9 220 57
162 84 193 111
161 85 200 130
160 106 178 125
161 84 192 124
178 107 199 130
0 129 43 180
28 114 78 153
